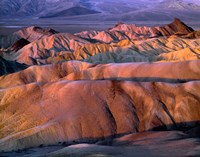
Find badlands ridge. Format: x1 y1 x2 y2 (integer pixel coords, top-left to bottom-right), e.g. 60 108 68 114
0 19 200 156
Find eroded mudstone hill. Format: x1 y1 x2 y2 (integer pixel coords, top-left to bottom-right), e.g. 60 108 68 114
0 60 200 152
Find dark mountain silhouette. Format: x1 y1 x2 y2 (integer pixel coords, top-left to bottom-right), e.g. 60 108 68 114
0 56 27 76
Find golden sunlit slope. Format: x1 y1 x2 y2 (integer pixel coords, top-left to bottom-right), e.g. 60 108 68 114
0 60 200 152
0 78 200 151
82 36 200 63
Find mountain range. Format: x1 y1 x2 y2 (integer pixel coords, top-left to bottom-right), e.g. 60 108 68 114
0 0 200 22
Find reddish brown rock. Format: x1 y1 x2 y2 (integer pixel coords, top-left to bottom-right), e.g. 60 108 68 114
0 78 200 151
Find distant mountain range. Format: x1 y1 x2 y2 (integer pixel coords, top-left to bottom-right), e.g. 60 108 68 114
41 6 100 18
0 0 78 17
0 0 200 22
1 16 200 156
157 0 200 10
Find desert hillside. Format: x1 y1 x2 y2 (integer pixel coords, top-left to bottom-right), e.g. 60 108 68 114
0 19 200 157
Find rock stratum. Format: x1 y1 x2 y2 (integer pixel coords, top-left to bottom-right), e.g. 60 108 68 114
0 19 200 156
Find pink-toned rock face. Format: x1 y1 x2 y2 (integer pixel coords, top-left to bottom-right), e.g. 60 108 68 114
109 18 194 37
65 60 200 82
0 60 200 152
0 80 200 151
15 26 58 42
0 60 200 89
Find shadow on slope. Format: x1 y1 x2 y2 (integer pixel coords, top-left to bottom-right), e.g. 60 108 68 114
0 121 199 157
0 56 28 76
100 77 200 83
